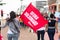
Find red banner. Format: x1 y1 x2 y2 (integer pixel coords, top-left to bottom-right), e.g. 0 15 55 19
0 34 3 40
20 3 48 31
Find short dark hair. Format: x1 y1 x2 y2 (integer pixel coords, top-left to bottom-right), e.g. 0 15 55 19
10 11 16 19
7 11 16 22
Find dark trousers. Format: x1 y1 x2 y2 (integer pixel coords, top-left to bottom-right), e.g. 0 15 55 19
37 30 45 40
47 29 55 40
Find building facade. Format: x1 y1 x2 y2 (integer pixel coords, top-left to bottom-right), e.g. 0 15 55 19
36 0 48 13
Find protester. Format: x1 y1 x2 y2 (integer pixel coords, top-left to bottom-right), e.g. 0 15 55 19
1 11 20 40
55 11 60 40
36 26 45 40
36 13 48 40
46 14 58 40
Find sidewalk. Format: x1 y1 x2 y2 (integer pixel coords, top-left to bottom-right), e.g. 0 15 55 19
1 27 58 40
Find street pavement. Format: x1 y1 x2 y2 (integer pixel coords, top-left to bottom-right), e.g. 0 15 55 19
1 27 59 40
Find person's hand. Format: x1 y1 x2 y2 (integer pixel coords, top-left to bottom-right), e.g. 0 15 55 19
44 29 47 32
45 30 47 32
55 29 58 33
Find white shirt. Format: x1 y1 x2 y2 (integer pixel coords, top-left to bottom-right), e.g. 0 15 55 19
37 27 45 31
7 28 13 34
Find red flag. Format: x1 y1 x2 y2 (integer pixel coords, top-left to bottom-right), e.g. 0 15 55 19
20 3 48 31
0 34 3 40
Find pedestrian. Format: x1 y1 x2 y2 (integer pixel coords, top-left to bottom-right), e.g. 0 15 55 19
36 13 48 40
36 26 46 40
1 11 20 40
55 11 60 40
46 14 58 40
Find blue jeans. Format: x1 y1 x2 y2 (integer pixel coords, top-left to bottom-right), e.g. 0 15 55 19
7 34 19 40
47 28 55 40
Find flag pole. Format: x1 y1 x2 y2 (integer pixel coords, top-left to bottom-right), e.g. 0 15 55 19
20 0 23 14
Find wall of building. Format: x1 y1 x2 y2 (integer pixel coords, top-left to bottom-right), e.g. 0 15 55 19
48 0 56 5
36 1 47 10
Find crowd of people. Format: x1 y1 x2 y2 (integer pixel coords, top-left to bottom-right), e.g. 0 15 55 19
36 11 60 40
0 10 60 40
